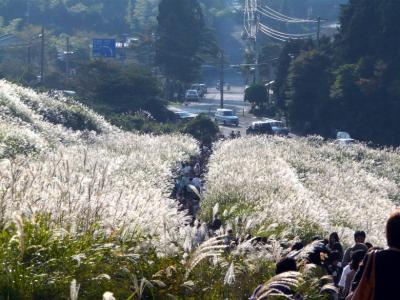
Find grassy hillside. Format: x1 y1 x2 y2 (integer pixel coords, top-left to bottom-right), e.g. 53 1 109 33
202 136 400 246
0 80 398 299
0 81 201 299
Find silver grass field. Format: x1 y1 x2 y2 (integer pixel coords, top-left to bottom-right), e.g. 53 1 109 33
0 80 399 299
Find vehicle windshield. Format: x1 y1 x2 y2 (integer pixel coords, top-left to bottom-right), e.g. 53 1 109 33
176 112 190 117
255 123 271 130
222 111 234 116
269 122 282 128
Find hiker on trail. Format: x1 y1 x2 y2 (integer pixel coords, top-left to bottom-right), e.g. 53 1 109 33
177 175 189 201
327 250 342 285
193 161 201 176
191 176 202 194
338 249 366 298
183 163 192 176
209 213 222 233
349 209 400 300
250 257 302 300
342 231 367 267
185 178 200 216
327 232 344 260
224 229 236 249
275 257 297 275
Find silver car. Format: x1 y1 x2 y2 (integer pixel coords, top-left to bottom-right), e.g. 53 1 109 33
185 89 200 102
214 109 239 126
175 111 197 121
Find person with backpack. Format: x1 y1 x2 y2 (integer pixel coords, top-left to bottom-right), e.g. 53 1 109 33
348 209 400 300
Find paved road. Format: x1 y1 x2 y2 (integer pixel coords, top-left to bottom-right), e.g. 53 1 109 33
169 86 265 136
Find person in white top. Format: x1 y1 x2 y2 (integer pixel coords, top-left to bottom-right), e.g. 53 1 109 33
191 177 202 194
338 249 366 299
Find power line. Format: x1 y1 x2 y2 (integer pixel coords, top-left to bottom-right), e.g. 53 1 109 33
257 6 316 24
258 27 297 40
261 4 317 23
258 23 315 38
243 0 320 84
257 7 297 23
258 27 288 42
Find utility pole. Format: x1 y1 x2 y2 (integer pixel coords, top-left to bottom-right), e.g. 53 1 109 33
40 25 44 84
27 41 31 75
26 0 30 24
317 16 321 47
253 37 258 84
219 51 224 109
65 36 70 79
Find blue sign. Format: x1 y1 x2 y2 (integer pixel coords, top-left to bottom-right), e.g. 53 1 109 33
92 39 116 58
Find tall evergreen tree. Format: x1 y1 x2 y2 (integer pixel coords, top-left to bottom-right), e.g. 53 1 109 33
156 0 205 84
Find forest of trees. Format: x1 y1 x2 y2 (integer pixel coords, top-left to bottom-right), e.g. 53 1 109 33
1 0 400 145
0 0 223 138
272 0 400 146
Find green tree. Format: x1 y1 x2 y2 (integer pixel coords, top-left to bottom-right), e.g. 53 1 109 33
244 84 269 112
156 0 205 84
329 63 363 133
133 0 158 31
264 0 400 145
287 50 332 135
273 39 313 116
258 43 281 82
183 113 219 145
73 60 168 120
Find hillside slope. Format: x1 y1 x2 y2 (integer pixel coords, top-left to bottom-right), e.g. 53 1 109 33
0 80 198 250
202 136 400 245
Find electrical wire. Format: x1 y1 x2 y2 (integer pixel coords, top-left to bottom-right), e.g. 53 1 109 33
258 27 287 42
257 6 316 23
258 22 315 37
261 3 317 23
257 7 297 23
258 24 310 40
258 26 290 40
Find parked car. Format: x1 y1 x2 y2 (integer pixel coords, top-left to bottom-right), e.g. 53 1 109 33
214 109 239 126
50 89 77 98
185 89 200 101
335 131 355 145
174 111 197 121
246 121 273 135
263 118 289 136
190 84 204 98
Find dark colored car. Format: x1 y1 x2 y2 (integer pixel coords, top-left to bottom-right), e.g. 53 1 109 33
246 121 273 135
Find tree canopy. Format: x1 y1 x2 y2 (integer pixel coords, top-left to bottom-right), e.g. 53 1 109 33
270 0 400 146
156 0 206 84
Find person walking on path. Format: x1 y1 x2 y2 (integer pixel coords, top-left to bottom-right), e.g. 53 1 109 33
342 231 367 267
348 209 400 300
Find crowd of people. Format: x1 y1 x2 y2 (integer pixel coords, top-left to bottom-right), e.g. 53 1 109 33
250 209 400 300
172 145 211 218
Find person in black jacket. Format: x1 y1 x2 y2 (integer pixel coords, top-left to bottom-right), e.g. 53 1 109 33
351 209 400 300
